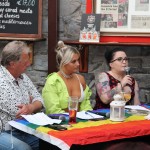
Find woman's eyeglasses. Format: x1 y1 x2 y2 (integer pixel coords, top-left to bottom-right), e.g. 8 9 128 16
111 57 129 63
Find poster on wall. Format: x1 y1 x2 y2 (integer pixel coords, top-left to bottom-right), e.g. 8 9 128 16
95 0 150 36
79 14 101 42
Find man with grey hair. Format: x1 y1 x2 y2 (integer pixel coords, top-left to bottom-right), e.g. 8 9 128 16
0 41 44 150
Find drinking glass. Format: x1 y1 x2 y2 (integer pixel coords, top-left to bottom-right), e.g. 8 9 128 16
68 96 78 124
120 90 131 103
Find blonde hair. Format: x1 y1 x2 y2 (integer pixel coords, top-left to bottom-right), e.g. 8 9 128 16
55 41 80 69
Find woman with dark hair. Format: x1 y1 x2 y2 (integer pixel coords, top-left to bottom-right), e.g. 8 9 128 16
94 47 140 109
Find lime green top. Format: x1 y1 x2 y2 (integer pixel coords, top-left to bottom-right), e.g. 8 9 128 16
42 73 93 114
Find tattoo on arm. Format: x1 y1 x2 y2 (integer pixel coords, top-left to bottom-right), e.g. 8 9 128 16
108 88 117 99
96 73 118 100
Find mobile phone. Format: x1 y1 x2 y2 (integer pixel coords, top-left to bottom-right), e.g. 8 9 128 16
46 124 67 131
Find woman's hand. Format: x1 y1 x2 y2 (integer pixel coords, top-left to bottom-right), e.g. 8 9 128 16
120 75 133 88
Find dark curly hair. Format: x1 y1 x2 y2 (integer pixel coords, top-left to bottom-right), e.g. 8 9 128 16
104 47 126 69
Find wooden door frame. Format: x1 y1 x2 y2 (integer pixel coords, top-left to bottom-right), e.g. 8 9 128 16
48 0 58 73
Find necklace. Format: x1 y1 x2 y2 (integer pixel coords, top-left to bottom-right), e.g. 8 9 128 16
60 70 73 79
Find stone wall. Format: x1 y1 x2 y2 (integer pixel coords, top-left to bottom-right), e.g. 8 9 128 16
0 0 150 106
58 0 150 105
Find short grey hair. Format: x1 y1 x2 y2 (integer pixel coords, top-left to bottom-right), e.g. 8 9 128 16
55 41 80 69
1 41 30 67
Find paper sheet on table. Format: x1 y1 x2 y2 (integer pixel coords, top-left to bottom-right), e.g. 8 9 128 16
21 112 61 126
125 105 150 112
77 111 104 119
63 111 104 119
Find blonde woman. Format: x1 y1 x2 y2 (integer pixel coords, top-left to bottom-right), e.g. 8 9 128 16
42 41 92 114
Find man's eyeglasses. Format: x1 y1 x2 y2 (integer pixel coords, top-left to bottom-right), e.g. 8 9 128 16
111 57 129 63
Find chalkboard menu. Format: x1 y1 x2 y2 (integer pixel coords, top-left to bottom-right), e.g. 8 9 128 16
0 0 42 39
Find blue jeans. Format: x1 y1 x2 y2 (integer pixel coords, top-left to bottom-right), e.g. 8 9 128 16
0 129 39 150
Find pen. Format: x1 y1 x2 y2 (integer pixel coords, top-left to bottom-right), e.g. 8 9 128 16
88 110 110 118
85 111 95 118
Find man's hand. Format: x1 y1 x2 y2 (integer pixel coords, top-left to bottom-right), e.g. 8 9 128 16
16 104 34 118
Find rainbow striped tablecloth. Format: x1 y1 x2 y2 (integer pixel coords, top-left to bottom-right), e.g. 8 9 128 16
9 115 150 150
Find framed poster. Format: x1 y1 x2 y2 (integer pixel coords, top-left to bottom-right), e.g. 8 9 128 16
94 0 150 36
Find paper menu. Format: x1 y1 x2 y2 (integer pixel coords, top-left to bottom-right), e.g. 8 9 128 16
63 111 104 120
125 105 150 112
21 112 61 126
77 111 104 120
